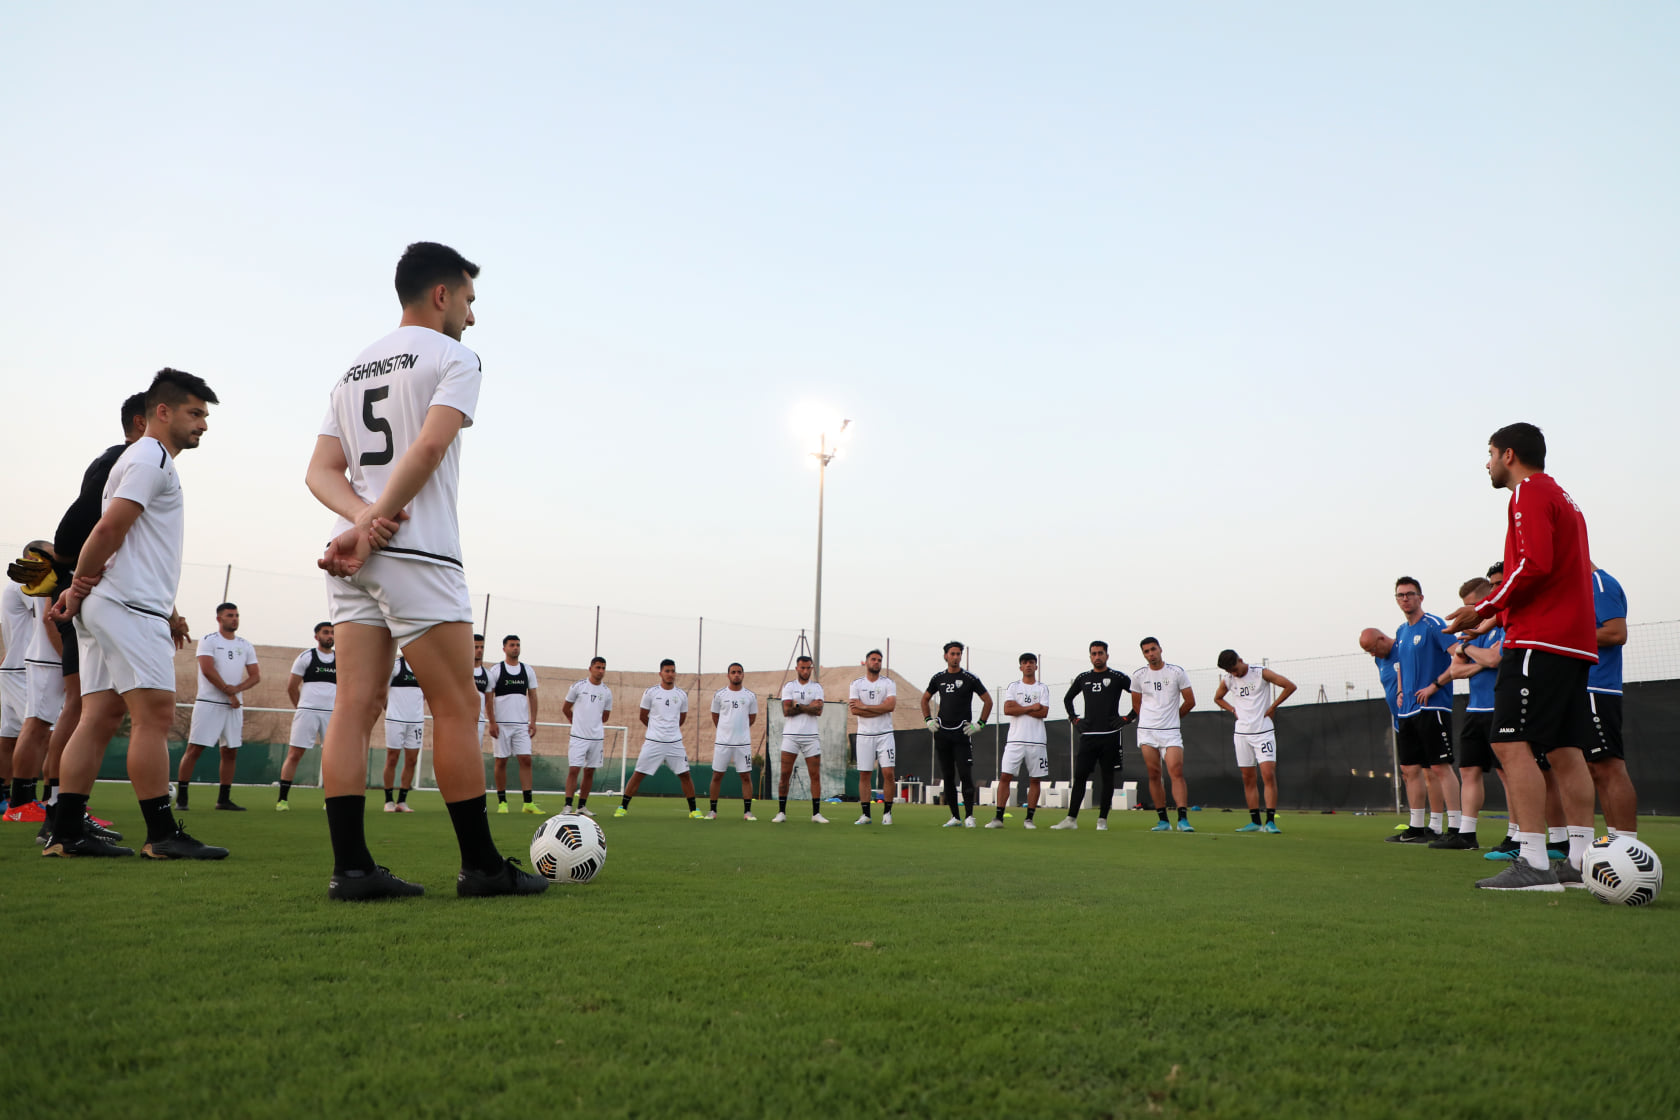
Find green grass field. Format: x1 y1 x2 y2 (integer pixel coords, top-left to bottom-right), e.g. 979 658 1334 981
3 787 1676 1119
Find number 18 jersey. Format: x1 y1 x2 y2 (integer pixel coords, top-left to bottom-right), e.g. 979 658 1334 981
320 325 482 570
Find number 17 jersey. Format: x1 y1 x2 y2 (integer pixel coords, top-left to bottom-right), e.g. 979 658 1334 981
320 325 482 570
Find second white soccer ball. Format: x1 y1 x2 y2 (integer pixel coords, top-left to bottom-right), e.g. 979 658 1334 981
530 813 608 884
1582 835 1662 906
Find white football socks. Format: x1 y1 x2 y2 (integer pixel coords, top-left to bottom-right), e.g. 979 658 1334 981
1410 809 1427 829
1460 814 1477 835
1429 812 1444 833
1567 826 1594 870
1517 832 1548 871
1548 826 1567 846
1448 810 1461 831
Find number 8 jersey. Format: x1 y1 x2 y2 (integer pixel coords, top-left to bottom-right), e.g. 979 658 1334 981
320 325 482 570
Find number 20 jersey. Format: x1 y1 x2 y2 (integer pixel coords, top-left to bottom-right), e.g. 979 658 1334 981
320 325 482 570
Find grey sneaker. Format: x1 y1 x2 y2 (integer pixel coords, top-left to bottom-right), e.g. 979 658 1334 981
1474 860 1563 892
1553 860 1586 889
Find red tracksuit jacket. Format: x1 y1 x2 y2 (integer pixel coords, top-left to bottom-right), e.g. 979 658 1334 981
1474 472 1598 662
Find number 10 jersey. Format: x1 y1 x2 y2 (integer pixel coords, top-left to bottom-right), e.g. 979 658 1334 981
320 325 482 570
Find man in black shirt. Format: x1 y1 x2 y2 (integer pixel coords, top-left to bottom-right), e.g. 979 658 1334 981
1053 640 1135 831
919 641 991 829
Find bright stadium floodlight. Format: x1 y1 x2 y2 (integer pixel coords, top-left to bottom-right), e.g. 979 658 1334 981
794 409 850 677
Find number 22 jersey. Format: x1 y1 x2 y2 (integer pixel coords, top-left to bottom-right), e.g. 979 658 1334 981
320 325 482 570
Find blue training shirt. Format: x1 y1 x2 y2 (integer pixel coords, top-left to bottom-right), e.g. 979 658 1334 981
1465 625 1503 712
1374 654 1401 730
1395 613 1454 716
1589 569 1627 694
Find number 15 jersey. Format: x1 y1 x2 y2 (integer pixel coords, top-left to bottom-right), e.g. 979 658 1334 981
321 325 482 570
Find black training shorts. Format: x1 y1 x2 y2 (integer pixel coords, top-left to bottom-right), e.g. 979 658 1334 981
1396 710 1453 767
1491 648 1593 754
1584 692 1623 762
1458 711 1498 771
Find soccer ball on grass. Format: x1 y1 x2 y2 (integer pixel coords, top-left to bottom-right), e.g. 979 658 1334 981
1582 835 1662 906
530 813 608 884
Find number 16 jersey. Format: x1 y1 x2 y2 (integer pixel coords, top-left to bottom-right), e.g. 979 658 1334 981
320 325 482 570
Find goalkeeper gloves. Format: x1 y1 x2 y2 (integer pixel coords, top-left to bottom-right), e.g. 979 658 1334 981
925 718 939 733
964 721 986 738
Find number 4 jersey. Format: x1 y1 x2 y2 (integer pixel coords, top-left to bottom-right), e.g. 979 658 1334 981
320 325 482 570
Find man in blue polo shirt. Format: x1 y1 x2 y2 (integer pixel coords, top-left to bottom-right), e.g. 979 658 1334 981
1437 577 1505 852
1389 577 1462 843
1360 627 1432 841
1586 566 1638 841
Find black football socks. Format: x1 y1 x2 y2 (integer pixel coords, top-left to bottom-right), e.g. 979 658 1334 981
138 795 175 843
445 795 503 874
325 796 376 873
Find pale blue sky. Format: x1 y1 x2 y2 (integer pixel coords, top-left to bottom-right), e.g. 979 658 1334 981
4 3 1676 689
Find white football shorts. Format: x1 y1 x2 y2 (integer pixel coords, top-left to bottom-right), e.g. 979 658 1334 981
289 708 331 750
325 553 472 645
1001 740 1050 779
1234 730 1278 768
385 719 423 752
634 740 690 776
855 732 895 771
568 736 604 768
712 745 752 774
492 723 532 759
478 717 488 747
1139 727 1185 750
0 670 25 737
76 597 177 697
189 701 244 749
25 662 65 726
781 733 822 759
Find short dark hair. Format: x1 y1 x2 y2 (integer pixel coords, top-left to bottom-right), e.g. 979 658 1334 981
1395 576 1421 594
216 602 237 614
1489 422 1545 470
1140 636 1160 649
796 655 813 665
1019 652 1037 664
659 658 676 670
1486 561 1504 579
1216 649 1240 672
943 641 963 654
395 242 480 307
1459 577 1494 600
590 656 607 668
503 635 519 645
865 649 883 660
121 391 148 433
314 621 332 634
1089 640 1108 652
727 661 743 672
145 368 219 411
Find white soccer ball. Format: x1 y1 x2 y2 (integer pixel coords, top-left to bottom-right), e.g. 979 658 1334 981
530 813 608 884
1582 835 1662 906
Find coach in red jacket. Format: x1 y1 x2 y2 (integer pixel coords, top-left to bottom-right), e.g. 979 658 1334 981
1442 422 1598 893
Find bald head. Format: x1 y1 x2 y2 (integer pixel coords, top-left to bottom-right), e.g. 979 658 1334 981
1359 628 1394 658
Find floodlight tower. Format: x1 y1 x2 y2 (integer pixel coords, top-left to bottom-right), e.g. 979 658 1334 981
807 415 850 679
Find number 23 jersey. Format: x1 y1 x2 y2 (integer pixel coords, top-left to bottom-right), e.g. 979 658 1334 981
321 325 482 570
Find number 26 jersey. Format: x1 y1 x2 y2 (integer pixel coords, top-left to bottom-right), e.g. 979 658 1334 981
320 325 482 570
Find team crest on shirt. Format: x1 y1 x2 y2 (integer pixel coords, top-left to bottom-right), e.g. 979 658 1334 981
1412 635 1422 645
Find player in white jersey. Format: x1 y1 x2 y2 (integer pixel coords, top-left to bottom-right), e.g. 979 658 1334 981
6 579 64 826
848 650 897 825
1130 637 1197 832
279 622 335 810
473 634 489 747
706 662 760 820
1214 650 1296 833
306 242 543 899
775 655 828 823
177 603 260 812
485 634 542 814
46 368 228 859
990 653 1052 829
616 659 701 818
562 656 613 816
382 654 424 812
1 580 31 804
